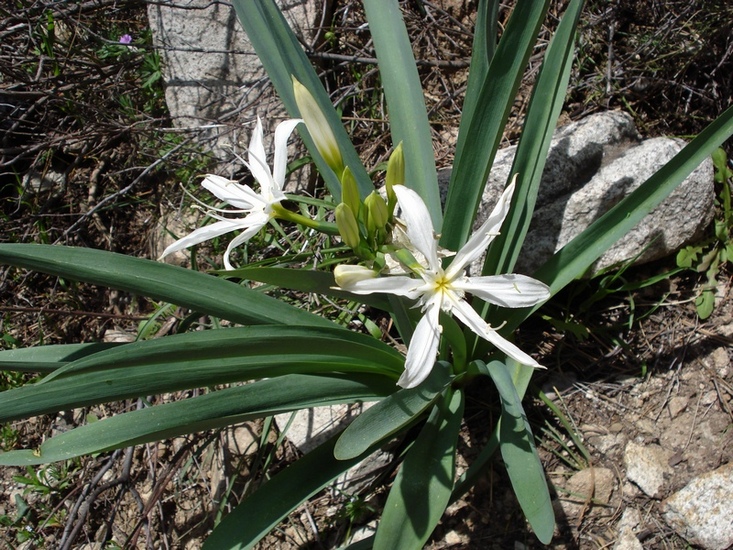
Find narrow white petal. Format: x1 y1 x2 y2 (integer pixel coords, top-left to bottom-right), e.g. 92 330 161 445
221 211 270 270
159 219 242 259
456 274 550 308
248 117 275 196
398 300 441 388
482 329 542 368
272 118 302 190
448 179 516 276
393 186 441 271
202 175 262 210
450 298 541 367
338 275 422 299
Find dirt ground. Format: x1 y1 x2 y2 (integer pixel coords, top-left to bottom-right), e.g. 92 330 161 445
1 0 732 548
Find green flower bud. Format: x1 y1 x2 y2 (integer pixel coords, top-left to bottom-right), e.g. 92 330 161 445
292 76 344 176
365 191 389 233
340 166 362 216
385 142 404 215
335 203 361 249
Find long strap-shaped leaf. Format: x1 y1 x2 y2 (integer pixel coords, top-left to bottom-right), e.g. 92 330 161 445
483 0 585 277
334 361 452 460
470 0 584 359
0 342 121 373
203 433 376 550
0 326 403 422
457 0 499 159
0 244 332 328
362 0 441 229
0 373 393 466
373 388 464 550
233 0 372 198
486 360 554 544
441 0 551 251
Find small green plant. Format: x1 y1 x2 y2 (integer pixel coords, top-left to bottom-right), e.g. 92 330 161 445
676 147 733 318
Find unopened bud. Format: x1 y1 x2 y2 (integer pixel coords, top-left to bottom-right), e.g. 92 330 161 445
292 76 344 176
385 142 404 216
341 167 361 216
335 203 361 249
333 264 377 289
365 191 389 233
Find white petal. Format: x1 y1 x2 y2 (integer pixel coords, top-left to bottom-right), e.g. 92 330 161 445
248 117 275 196
393 186 441 271
337 274 422 299
448 178 515 277
272 118 302 190
159 219 242 259
398 300 441 388
456 274 550 308
482 329 542 368
221 211 270 270
202 175 262 210
450 298 541 367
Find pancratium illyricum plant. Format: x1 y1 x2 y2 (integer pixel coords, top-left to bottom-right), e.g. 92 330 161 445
1 1 730 549
335 180 550 388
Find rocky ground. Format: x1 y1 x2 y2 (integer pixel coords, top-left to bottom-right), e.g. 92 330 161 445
1 0 732 549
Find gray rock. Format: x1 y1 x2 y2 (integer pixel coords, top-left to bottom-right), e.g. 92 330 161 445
439 111 714 276
147 0 317 162
663 462 733 550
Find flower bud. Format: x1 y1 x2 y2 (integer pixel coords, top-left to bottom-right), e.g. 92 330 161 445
365 191 389 233
385 142 404 215
292 76 344 176
335 203 361 249
333 264 377 288
340 166 362 216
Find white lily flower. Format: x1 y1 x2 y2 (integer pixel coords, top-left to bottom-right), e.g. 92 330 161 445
160 117 302 269
336 181 551 388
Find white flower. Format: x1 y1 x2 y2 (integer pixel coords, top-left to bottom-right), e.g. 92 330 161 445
335 181 550 388
160 117 301 269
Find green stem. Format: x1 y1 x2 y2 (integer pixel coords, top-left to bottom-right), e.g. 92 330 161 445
272 204 339 235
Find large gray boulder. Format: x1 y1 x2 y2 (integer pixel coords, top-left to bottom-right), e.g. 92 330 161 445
440 111 714 276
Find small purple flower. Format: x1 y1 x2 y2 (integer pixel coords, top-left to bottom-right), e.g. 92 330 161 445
119 34 133 45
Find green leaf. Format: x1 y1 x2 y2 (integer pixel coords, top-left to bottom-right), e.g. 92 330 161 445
0 373 392 466
0 342 121 373
485 360 554 544
696 288 716 320
373 388 464 550
0 244 333 328
442 0 551 250
482 0 584 277
232 0 372 199
0 326 404 422
203 433 373 550
334 362 452 460
460 0 500 129
225 266 392 311
362 0 441 229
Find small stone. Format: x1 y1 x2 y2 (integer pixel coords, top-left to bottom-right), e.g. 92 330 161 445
624 441 672 497
614 508 644 550
663 462 733 550
557 467 615 519
667 396 689 419
444 529 466 546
